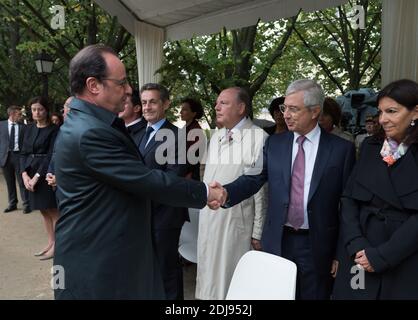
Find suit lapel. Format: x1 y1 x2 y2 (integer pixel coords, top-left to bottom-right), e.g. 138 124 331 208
282 132 293 196
387 145 418 199
356 140 403 208
142 120 168 158
308 130 332 203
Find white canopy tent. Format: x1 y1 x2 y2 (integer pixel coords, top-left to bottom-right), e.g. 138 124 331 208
95 0 418 88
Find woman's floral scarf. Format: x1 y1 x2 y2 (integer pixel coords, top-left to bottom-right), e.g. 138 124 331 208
380 138 408 166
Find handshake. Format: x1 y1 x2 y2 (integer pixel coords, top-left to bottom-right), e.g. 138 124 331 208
207 181 228 210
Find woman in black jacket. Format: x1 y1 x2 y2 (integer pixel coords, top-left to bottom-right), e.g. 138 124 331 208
333 79 418 299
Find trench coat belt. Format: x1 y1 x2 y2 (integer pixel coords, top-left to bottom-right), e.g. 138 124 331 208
362 205 411 224
30 153 47 158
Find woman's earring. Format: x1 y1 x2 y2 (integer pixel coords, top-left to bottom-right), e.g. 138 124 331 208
411 119 416 127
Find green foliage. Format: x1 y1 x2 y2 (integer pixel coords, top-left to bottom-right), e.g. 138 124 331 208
285 0 381 94
158 0 381 127
0 0 136 116
158 16 299 128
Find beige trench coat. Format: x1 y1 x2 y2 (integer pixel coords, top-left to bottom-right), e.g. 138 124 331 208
195 118 268 300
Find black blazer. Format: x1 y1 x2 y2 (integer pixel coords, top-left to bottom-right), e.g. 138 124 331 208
53 98 207 299
333 137 418 299
0 120 26 167
138 120 189 229
225 128 355 275
127 117 147 146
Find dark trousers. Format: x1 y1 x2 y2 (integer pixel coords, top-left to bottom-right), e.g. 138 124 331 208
2 152 29 209
281 228 333 300
152 227 183 300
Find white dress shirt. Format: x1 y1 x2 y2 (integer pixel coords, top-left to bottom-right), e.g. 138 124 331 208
7 120 19 152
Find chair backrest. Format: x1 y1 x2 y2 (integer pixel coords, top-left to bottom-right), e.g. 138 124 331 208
226 250 297 300
178 208 199 263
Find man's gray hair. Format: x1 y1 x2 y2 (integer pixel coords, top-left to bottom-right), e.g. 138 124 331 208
286 79 325 110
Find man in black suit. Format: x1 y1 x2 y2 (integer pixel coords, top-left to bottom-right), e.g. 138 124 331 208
0 106 30 213
119 88 146 144
219 79 355 299
53 44 224 299
138 83 189 300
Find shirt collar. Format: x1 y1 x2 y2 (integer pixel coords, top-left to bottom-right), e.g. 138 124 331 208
126 117 142 127
227 116 247 135
70 97 118 127
148 118 166 132
8 119 16 126
293 123 321 144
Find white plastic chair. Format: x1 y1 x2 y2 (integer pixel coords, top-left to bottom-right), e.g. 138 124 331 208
226 250 297 300
178 208 199 263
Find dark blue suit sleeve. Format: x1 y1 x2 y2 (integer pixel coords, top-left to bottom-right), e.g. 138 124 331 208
223 138 269 207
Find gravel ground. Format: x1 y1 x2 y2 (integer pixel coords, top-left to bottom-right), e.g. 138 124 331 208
0 172 197 300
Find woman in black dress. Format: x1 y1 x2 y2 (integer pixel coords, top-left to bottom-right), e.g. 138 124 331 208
21 96 59 260
180 98 205 181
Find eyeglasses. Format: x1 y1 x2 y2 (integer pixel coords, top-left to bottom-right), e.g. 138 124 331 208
279 104 303 114
102 77 129 87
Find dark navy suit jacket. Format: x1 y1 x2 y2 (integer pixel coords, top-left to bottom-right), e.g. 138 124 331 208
138 120 189 230
0 120 26 167
224 128 355 275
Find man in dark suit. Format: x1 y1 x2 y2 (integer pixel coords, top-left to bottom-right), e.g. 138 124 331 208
138 83 189 300
220 79 355 299
119 88 146 144
0 106 30 213
53 44 224 299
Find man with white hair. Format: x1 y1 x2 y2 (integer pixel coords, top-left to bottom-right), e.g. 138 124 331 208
221 79 355 299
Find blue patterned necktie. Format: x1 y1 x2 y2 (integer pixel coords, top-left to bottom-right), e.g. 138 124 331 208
139 126 154 154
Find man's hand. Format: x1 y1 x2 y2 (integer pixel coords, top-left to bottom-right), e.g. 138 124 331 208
330 260 339 278
354 250 374 272
207 181 227 210
46 173 57 187
251 238 262 250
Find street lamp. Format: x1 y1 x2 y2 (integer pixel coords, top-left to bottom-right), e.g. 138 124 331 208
35 52 54 99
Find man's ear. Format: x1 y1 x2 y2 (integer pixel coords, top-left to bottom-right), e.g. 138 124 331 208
86 77 101 95
163 100 171 111
238 102 246 116
133 105 141 114
311 106 321 119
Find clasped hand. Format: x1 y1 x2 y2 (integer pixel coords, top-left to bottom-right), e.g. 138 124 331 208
22 172 38 192
207 181 227 210
354 250 375 272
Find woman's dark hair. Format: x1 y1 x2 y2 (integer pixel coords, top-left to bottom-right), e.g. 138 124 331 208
28 96 50 123
268 96 285 117
69 44 116 95
377 79 418 144
28 96 50 113
51 112 64 126
181 98 204 120
322 97 342 126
